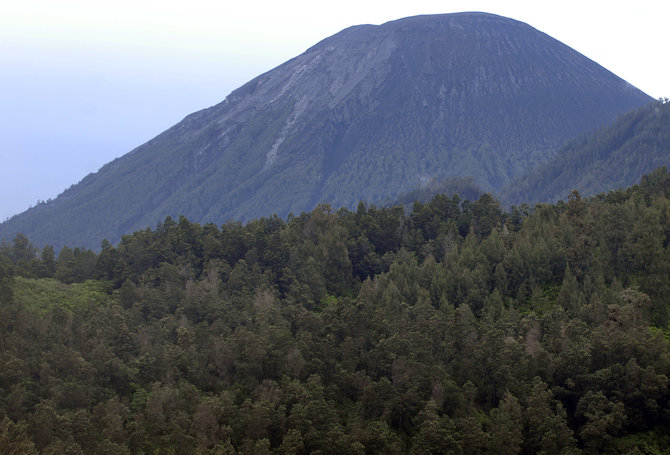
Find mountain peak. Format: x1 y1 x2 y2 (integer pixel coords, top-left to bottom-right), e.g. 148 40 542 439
0 12 652 250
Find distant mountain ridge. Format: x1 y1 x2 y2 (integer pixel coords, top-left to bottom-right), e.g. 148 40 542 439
0 12 653 249
502 100 670 205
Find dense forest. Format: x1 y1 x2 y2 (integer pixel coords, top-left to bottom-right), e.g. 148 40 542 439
2 168 670 454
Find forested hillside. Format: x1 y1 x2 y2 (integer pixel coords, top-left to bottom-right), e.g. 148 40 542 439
503 99 670 205
2 169 670 453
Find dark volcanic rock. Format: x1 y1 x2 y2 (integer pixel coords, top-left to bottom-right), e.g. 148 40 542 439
0 12 653 249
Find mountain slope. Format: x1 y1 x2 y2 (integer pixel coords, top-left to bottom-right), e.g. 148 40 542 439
502 100 670 205
0 12 653 249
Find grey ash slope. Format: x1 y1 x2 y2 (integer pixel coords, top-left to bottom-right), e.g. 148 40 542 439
0 12 652 249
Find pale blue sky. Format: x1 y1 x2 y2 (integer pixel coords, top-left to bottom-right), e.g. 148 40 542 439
1 0 668 222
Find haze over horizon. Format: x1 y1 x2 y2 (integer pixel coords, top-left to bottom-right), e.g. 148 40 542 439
1 0 668 223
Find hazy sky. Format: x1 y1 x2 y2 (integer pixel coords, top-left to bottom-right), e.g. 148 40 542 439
1 0 668 222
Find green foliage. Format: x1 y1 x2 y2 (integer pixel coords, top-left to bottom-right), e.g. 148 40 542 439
2 172 670 452
12 277 110 312
0 417 38 454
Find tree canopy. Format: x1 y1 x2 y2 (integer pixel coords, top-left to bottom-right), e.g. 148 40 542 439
2 168 670 453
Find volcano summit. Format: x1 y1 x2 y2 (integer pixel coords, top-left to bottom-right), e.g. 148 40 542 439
0 12 653 249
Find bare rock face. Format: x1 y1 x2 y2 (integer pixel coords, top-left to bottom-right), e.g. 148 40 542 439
0 12 653 249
